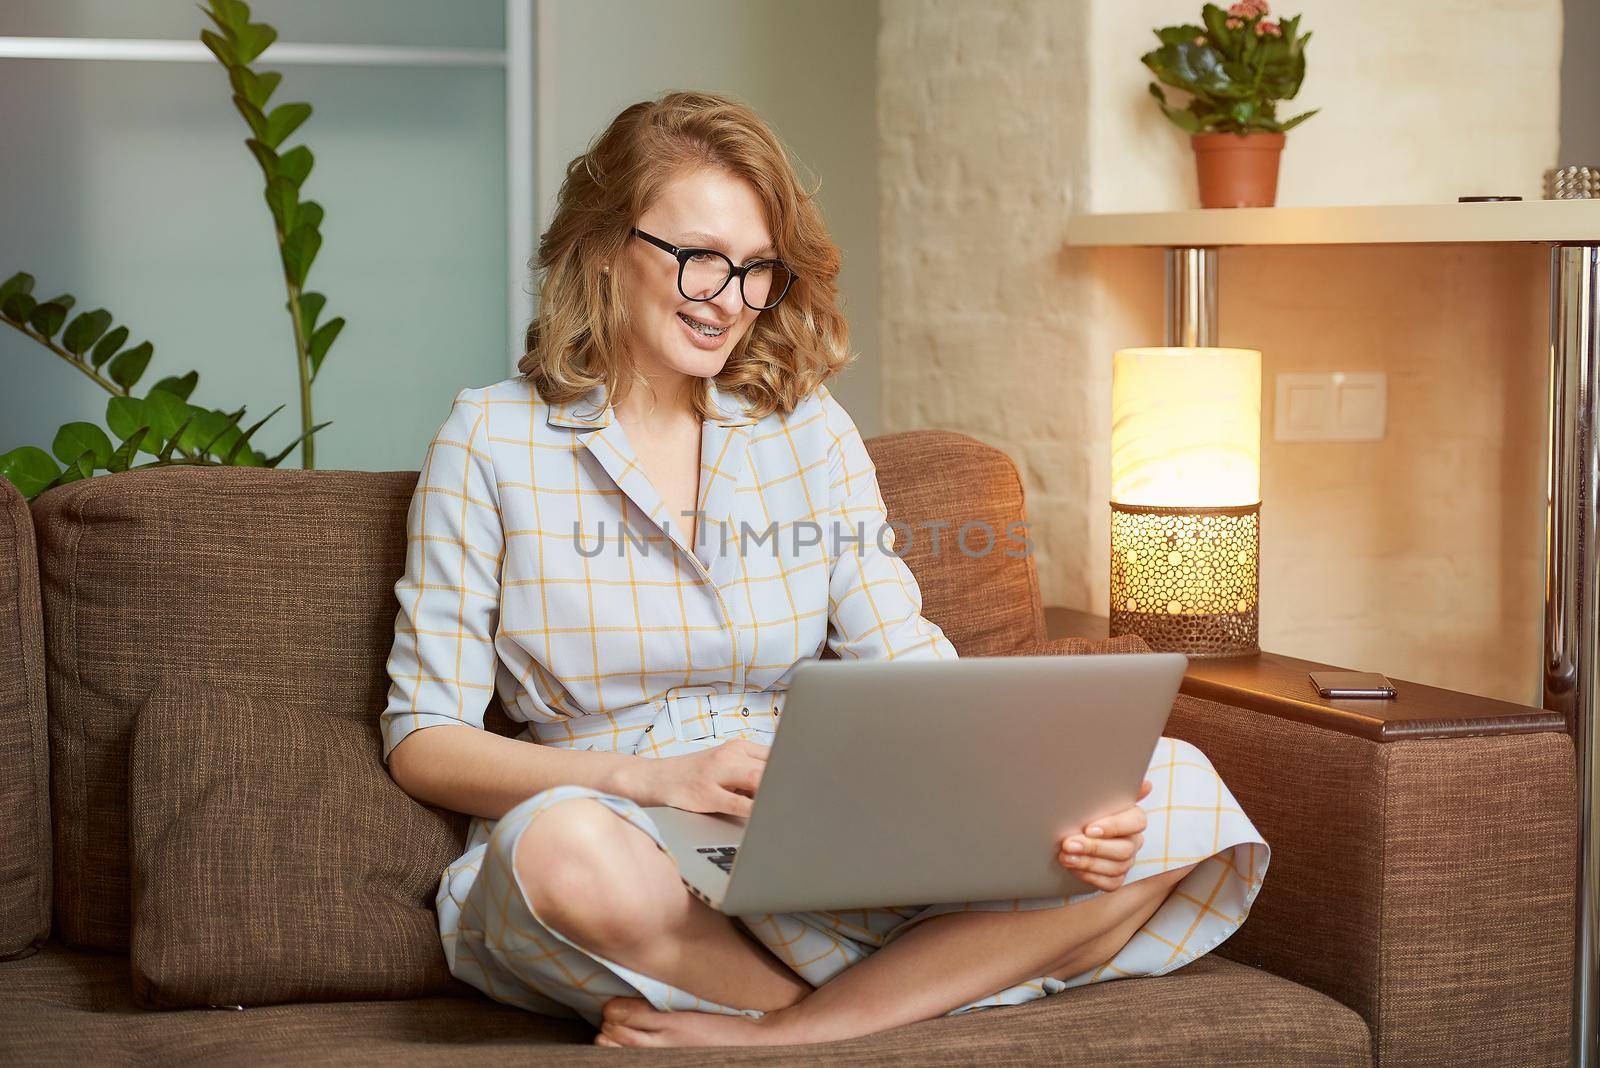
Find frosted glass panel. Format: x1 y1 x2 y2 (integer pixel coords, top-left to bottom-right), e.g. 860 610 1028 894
0 45 507 472
0 0 504 50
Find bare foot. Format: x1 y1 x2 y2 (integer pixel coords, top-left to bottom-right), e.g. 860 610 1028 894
594 997 806 1048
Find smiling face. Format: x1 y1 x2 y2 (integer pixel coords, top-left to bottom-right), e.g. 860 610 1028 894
616 165 775 387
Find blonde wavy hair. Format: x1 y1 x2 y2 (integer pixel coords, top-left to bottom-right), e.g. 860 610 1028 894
517 90 854 422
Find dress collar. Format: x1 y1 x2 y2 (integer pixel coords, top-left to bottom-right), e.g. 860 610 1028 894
544 378 757 429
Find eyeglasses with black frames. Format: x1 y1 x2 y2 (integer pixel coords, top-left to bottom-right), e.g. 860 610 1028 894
629 227 796 311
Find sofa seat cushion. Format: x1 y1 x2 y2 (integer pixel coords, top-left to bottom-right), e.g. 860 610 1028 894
127 676 471 1009
0 942 1372 1066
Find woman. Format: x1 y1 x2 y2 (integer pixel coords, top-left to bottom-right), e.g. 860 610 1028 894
380 90 1270 1050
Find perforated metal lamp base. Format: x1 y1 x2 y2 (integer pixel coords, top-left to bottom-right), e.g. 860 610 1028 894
1108 501 1260 658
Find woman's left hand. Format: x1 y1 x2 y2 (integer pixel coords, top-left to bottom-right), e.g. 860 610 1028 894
1058 779 1152 892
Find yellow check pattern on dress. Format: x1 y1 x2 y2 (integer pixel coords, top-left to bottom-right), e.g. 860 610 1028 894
380 375 1271 1028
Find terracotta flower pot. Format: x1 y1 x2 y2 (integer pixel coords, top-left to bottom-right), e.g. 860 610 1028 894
1191 132 1285 209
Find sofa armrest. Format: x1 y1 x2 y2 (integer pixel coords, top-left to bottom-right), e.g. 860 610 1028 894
1165 691 1574 1068
1008 622 1574 1064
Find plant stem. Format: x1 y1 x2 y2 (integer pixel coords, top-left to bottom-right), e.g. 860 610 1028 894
284 279 315 469
2 315 129 395
267 210 315 470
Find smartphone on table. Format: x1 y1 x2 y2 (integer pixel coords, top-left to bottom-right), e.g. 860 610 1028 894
1308 670 1397 699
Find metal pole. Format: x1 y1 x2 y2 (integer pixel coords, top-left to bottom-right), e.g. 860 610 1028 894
505 0 535 374
1545 243 1600 1067
1164 247 1218 346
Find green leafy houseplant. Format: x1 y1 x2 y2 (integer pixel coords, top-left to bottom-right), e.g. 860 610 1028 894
1143 0 1316 135
0 274 280 498
202 0 344 466
0 0 339 501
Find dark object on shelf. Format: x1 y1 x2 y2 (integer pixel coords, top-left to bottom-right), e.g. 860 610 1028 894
1457 195 1523 202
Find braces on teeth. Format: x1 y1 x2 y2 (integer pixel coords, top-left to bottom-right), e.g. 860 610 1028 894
681 313 726 336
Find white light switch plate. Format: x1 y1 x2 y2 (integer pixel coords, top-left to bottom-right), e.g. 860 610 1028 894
1274 372 1387 442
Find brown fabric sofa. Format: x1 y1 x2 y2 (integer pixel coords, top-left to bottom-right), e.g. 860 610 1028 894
0 428 1574 1066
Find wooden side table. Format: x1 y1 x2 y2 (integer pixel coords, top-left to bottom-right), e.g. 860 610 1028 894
1044 606 1566 743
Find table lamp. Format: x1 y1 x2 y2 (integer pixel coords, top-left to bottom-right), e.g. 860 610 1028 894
1110 346 1261 657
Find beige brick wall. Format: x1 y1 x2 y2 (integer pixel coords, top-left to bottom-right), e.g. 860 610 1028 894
880 0 1560 704
880 0 1102 608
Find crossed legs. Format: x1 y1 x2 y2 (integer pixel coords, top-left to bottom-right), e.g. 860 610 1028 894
513 798 1199 1048
511 797 812 1011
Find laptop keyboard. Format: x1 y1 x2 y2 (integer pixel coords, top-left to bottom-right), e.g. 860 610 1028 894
696 845 738 874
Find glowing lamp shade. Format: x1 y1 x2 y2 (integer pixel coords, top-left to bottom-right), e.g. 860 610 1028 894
1109 347 1261 658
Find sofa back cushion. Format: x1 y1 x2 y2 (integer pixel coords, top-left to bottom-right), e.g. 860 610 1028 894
32 428 1040 951
865 430 1044 656
0 478 50 958
128 675 467 1008
32 466 434 950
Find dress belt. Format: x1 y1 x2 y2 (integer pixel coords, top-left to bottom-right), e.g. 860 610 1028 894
529 688 787 754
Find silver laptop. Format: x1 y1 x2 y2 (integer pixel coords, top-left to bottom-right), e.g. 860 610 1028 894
642 652 1187 915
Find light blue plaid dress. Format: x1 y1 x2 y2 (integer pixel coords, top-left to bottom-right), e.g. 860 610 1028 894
379 375 1270 1028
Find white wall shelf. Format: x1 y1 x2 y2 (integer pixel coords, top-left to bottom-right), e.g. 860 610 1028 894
1066 200 1600 248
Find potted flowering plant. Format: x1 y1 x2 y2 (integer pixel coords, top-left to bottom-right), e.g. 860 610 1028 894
1142 0 1316 208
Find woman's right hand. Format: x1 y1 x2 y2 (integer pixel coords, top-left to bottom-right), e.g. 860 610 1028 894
627 739 769 818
